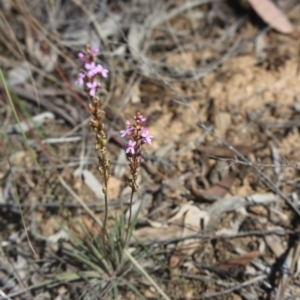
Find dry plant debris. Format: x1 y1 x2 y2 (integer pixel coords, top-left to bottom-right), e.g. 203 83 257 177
1 0 300 299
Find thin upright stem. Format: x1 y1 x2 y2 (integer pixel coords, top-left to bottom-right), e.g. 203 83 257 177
102 196 108 238
124 188 135 248
102 180 108 257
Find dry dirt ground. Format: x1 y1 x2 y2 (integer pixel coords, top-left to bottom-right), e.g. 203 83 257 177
1 0 300 299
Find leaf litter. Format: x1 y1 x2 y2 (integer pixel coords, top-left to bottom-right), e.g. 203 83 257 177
1 0 300 299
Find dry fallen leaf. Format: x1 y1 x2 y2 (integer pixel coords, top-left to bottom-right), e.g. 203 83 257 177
168 204 210 267
207 193 278 230
168 202 210 232
73 168 103 200
133 225 182 244
189 172 237 202
128 24 146 60
214 112 231 139
5 112 55 134
133 203 209 244
248 0 294 34
8 61 30 85
169 254 181 269
195 251 261 278
264 234 285 258
217 251 261 271
198 144 258 158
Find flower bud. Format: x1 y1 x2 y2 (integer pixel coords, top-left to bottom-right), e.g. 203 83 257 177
89 104 96 114
96 110 105 119
90 119 100 128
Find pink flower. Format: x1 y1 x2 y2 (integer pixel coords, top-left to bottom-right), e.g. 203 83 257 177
76 72 86 85
136 150 144 163
88 66 99 77
136 156 143 163
125 140 136 154
100 67 109 78
92 47 99 56
140 115 147 122
85 62 96 71
120 120 135 137
78 52 86 62
136 114 147 124
92 64 109 78
85 63 109 78
86 82 101 96
120 127 134 137
141 128 153 145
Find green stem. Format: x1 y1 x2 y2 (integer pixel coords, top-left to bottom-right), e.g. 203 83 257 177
102 175 109 257
124 188 135 248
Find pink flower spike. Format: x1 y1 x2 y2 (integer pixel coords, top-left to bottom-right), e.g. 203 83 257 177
86 82 100 96
126 120 131 126
76 72 85 85
125 140 136 154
